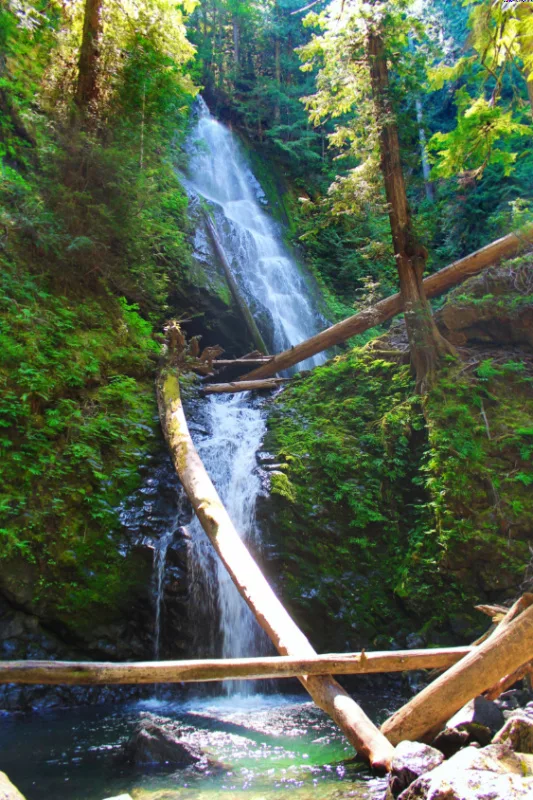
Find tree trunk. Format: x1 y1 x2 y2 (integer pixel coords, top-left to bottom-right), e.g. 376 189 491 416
367 30 454 392
416 98 435 202
156 368 395 770
274 39 281 123
239 224 533 381
75 0 103 112
0 647 473 686
381 596 533 744
232 15 240 69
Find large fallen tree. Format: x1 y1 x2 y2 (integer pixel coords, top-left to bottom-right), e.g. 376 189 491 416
381 594 533 744
0 647 473 685
156 354 395 770
240 224 533 381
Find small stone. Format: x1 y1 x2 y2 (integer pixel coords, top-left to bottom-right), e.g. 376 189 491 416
493 712 533 754
406 633 426 650
431 727 470 758
388 741 444 797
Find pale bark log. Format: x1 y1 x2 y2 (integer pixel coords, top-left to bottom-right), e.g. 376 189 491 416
213 358 273 366
0 647 473 686
380 601 533 745
202 379 289 394
156 370 395 770
240 225 533 381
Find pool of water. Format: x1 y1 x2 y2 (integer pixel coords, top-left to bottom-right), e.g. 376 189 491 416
0 692 394 800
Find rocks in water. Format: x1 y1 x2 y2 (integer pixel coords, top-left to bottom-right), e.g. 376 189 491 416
493 711 533 753
430 697 505 757
448 697 505 735
397 743 533 799
123 715 204 767
431 726 470 758
0 773 26 800
387 741 444 797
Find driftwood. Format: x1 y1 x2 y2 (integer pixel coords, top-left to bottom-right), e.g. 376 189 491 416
156 365 395 770
381 595 533 745
213 358 273 367
485 659 533 701
0 647 473 686
240 225 533 381
201 378 289 394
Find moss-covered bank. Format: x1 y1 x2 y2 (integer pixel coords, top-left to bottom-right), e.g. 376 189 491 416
265 262 533 651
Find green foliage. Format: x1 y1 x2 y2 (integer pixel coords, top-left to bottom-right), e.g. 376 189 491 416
0 263 158 622
267 336 533 648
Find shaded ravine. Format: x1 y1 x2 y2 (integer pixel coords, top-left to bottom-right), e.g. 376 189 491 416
182 99 327 692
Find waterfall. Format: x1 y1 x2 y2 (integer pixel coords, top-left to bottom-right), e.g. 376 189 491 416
183 99 327 693
153 528 175 661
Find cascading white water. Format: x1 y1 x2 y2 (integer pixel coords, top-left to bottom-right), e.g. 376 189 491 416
183 99 327 693
153 528 175 662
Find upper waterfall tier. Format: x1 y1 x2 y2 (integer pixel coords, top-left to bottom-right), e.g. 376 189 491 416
184 98 327 366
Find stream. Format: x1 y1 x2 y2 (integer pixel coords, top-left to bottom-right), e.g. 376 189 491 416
0 101 395 800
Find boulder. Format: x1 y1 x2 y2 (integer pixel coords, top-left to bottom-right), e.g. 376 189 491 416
431 726 470 758
493 711 533 753
388 741 444 797
398 770 533 799
447 697 504 735
0 773 26 800
124 717 203 767
102 796 133 800
398 743 533 800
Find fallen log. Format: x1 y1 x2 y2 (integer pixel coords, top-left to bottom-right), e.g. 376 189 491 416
156 367 395 770
485 659 533 701
240 224 533 381
0 647 473 685
204 214 268 356
201 378 289 394
380 598 533 745
213 358 273 367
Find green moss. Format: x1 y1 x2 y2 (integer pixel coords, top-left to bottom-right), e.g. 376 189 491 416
0 263 160 631
267 343 533 649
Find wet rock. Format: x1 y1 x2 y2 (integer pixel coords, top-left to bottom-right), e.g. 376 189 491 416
388 741 444 797
124 717 203 767
493 711 533 753
431 726 470 758
398 743 533 799
448 697 504 736
405 634 426 650
398 770 533 799
0 772 26 800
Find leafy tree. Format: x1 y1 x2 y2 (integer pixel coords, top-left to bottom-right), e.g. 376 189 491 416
300 0 455 390
429 0 532 181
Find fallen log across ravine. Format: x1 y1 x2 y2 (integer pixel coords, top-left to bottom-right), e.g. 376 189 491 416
204 213 268 356
240 224 533 381
201 378 290 394
381 594 533 745
156 363 395 770
0 647 474 685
